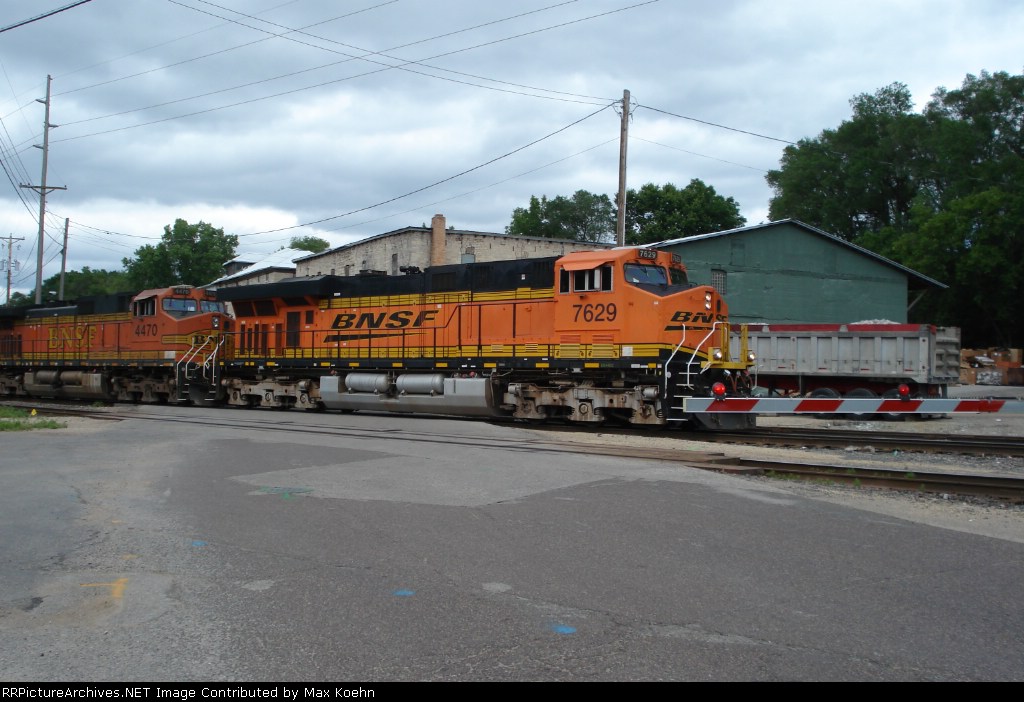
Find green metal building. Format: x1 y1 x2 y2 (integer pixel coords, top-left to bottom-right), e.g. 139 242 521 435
654 219 946 325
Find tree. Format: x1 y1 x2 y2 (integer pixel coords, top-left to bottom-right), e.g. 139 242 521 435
765 71 1024 346
40 268 130 301
624 180 745 245
4 291 32 307
766 83 926 242
889 188 1024 347
123 219 238 289
506 190 615 242
289 235 331 254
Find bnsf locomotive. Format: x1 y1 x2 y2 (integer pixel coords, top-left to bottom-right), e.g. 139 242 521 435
0 247 757 429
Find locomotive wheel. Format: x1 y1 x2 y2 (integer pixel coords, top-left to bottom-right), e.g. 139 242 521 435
843 388 878 420
808 387 841 420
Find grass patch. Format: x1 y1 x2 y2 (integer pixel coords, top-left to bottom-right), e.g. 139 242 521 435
0 407 66 431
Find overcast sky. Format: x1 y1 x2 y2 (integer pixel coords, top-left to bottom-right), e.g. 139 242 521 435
1 0 1022 296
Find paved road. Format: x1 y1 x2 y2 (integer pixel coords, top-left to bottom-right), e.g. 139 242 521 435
1 406 1022 681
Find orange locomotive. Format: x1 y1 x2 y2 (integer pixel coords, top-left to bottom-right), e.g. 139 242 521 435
212 247 756 429
0 248 756 429
0 286 227 404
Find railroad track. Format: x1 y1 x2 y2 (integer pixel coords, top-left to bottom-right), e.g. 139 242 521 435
7 400 1024 504
695 426 1024 457
562 441 1024 504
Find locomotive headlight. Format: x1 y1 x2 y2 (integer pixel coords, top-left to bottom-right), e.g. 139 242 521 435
212 316 220 329
712 348 724 361
747 351 756 362
704 291 712 310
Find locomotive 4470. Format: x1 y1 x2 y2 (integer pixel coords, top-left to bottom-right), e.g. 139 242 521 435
3 247 1021 426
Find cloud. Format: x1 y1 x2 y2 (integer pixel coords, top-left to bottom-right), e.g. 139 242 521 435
1 0 1022 295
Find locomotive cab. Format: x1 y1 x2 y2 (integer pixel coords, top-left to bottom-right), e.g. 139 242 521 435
551 247 755 429
132 287 226 323
127 287 229 404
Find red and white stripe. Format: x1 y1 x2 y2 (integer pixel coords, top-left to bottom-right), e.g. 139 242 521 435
680 397 1024 415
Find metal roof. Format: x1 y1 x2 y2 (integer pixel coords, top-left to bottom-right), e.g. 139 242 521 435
208 248 307 286
653 219 947 290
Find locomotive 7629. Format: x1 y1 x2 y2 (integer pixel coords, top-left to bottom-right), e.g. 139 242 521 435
0 247 757 430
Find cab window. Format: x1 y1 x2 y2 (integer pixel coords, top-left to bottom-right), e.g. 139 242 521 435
200 301 225 313
624 263 668 286
669 267 689 285
560 264 613 293
132 297 156 317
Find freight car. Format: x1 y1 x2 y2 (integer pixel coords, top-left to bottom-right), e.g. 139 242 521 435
0 248 758 430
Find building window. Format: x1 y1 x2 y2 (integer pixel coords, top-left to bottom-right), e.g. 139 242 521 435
391 253 399 276
344 265 351 276
710 269 727 294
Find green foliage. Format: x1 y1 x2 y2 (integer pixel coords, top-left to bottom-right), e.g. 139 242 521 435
3 268 129 307
506 190 615 242
766 70 1024 346
122 219 238 289
3 291 33 308
624 180 746 245
41 268 130 301
0 407 65 431
767 82 925 241
507 181 745 246
288 236 331 254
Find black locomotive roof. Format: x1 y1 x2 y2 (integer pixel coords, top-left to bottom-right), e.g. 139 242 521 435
0 291 135 321
216 256 559 303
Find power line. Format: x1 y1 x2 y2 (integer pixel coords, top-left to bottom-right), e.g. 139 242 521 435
48 1 650 141
0 0 95 34
637 104 798 146
631 136 770 172
241 102 617 237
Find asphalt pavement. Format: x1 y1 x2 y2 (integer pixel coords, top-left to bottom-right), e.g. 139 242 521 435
1 406 1022 681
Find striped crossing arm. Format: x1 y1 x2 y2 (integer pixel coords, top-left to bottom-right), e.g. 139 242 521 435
679 397 1024 414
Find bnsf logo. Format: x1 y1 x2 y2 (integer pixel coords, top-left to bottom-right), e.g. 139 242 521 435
331 309 438 330
665 310 728 330
48 325 97 350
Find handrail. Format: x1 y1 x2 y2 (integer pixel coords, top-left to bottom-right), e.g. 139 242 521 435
176 334 221 384
664 323 687 392
665 321 732 391
201 335 226 383
177 335 212 372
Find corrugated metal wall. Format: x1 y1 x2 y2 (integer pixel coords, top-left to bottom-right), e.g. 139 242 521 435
660 222 908 324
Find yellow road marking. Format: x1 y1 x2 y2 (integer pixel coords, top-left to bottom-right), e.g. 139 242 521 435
81 577 128 600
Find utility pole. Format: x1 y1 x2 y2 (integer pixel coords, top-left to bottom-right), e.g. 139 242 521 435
615 89 631 247
20 75 67 304
59 217 69 301
4 234 25 305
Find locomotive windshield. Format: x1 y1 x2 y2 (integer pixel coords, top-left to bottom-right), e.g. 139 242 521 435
163 297 199 314
159 298 225 316
624 263 691 294
669 267 688 285
624 264 667 285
